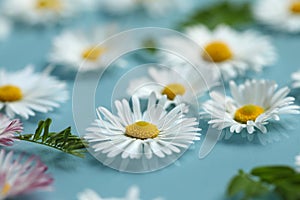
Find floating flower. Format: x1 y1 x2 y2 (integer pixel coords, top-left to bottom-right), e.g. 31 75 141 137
85 93 200 161
77 186 164 200
0 66 68 119
296 154 300 172
0 17 11 41
202 80 300 142
2 0 80 25
254 0 300 33
162 25 276 80
100 0 179 16
48 26 119 72
0 149 53 199
127 66 218 107
291 70 300 88
0 114 22 146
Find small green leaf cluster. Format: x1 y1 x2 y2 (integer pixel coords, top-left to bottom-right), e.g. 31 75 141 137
227 166 300 200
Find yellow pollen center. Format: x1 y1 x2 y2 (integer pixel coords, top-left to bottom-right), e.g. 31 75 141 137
125 121 159 139
203 41 233 63
82 47 106 62
1 183 11 196
290 2 300 13
0 85 23 102
161 83 186 100
234 104 265 124
35 0 62 11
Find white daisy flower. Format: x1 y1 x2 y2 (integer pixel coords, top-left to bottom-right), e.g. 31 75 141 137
85 93 200 170
0 17 11 41
162 25 277 80
202 79 300 142
48 26 119 72
2 0 80 25
101 0 179 16
295 154 300 172
0 149 53 200
291 70 300 88
0 66 68 119
254 0 300 33
127 66 218 107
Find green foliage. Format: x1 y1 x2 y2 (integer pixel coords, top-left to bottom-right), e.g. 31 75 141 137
142 38 158 54
179 1 254 30
18 118 87 158
227 166 300 200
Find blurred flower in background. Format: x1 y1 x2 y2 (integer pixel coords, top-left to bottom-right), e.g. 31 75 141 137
0 66 68 119
0 17 11 41
48 25 120 72
0 149 53 200
254 0 300 33
162 25 277 80
291 70 300 88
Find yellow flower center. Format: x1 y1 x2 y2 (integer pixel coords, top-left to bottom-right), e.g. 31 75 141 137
82 47 106 62
234 104 265 124
161 83 186 100
0 85 23 102
1 183 11 196
125 121 159 139
35 0 62 11
203 41 233 63
290 2 300 14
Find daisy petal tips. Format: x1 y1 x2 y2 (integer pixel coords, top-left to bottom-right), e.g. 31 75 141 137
0 149 53 200
202 79 300 143
0 66 68 119
0 114 22 146
85 92 201 172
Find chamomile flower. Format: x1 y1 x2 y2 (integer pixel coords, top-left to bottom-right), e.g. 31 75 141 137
0 17 11 41
295 154 300 172
127 66 218 106
78 186 141 200
48 26 119 72
202 80 300 142
0 114 22 146
162 25 276 80
2 0 79 25
0 149 53 200
254 0 300 33
291 70 300 88
85 93 200 165
0 66 68 119
101 0 179 16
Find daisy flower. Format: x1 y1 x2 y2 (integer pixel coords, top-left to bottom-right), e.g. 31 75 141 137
0 17 11 41
291 70 300 88
101 0 180 16
127 66 218 106
78 186 164 200
0 149 53 200
0 66 68 119
254 0 300 33
85 93 200 170
48 26 119 72
202 80 300 142
162 25 277 80
296 154 300 172
0 114 22 146
2 0 80 25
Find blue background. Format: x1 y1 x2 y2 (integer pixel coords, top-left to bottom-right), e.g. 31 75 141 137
1 0 300 199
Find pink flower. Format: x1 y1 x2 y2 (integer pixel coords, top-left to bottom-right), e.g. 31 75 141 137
0 149 53 199
0 114 23 146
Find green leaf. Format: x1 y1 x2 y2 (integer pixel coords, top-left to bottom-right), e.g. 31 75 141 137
227 170 269 200
178 1 254 30
251 166 296 183
17 118 88 158
142 38 158 54
274 175 300 200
